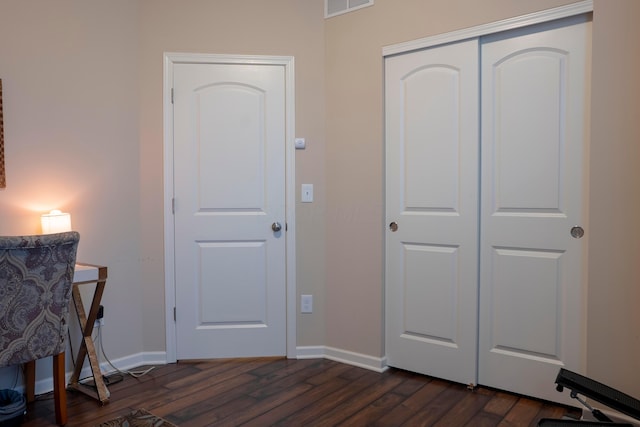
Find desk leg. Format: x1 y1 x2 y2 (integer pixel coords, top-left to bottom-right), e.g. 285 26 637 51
68 275 109 404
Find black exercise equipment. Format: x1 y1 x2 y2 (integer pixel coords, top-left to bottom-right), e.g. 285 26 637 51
538 368 640 426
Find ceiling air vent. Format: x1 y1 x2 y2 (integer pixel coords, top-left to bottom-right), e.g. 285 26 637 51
325 0 374 18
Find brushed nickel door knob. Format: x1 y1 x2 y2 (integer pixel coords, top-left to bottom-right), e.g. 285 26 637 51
570 226 584 239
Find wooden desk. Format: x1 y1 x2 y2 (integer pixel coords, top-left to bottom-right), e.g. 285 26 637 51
67 263 109 404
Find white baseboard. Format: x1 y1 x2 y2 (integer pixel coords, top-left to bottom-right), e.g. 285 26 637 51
26 351 170 397
296 345 388 373
296 345 325 359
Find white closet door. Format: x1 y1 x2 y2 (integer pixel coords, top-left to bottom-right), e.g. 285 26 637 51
479 17 590 404
385 39 480 386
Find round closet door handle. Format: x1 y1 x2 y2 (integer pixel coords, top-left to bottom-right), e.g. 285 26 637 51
389 222 398 232
570 226 584 239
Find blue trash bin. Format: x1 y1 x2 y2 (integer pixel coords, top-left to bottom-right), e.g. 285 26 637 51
0 389 26 427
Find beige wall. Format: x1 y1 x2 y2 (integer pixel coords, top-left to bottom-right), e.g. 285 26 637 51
324 0 579 359
588 0 640 398
136 0 327 350
0 0 144 376
0 0 326 385
325 0 640 397
1 0 638 401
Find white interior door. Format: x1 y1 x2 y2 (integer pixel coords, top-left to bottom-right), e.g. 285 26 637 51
478 17 590 404
172 60 287 359
385 39 480 386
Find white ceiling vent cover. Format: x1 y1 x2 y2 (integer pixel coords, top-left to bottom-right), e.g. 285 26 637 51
325 0 374 18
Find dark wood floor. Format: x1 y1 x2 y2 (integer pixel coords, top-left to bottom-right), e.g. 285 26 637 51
22 358 580 426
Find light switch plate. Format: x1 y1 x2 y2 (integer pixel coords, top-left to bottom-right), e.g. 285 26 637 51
301 295 313 313
301 184 313 203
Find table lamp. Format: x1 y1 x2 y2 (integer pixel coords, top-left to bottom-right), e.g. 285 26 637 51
41 209 72 234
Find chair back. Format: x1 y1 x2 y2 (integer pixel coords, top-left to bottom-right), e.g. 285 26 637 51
0 232 80 367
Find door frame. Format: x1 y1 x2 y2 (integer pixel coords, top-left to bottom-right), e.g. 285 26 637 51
162 53 297 362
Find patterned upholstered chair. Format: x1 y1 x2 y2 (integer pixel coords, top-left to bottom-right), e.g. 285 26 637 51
0 232 80 426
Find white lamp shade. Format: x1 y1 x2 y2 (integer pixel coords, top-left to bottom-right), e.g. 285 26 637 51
41 210 72 234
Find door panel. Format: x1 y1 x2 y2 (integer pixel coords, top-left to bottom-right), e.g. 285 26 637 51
490 248 563 357
479 18 590 404
403 244 460 343
197 84 266 209
173 62 286 359
492 52 564 210
198 241 267 324
385 39 479 385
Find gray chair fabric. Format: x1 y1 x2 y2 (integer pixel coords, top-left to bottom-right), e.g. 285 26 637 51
0 232 79 425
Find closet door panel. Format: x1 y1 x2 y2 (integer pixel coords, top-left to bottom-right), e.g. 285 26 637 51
490 247 562 356
494 53 563 210
479 17 590 405
385 39 480 386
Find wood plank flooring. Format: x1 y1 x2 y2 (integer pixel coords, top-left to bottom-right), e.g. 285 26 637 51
21 358 581 426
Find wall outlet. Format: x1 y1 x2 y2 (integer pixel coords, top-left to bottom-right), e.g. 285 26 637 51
301 295 313 313
301 184 313 203
94 304 104 327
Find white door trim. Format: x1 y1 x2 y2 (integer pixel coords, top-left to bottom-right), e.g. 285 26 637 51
382 0 593 57
163 53 296 362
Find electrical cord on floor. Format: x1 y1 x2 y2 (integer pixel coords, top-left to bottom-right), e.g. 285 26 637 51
67 328 75 369
64 324 115 389
95 324 156 379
